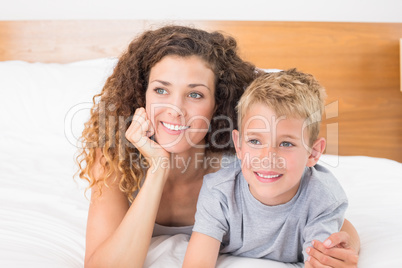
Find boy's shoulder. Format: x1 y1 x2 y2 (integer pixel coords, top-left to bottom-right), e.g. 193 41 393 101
203 156 242 190
304 164 348 205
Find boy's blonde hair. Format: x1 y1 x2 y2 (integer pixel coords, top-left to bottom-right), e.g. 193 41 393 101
236 68 327 146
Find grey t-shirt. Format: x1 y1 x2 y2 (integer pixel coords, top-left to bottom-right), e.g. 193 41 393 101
193 159 348 262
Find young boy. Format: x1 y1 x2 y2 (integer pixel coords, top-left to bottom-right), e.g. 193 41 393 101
183 69 348 267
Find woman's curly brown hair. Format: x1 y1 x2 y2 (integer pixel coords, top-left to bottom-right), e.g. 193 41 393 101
76 25 260 201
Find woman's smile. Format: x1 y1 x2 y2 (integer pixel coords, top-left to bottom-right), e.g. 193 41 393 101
161 121 191 134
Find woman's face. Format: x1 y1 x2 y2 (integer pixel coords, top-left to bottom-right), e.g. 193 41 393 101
145 55 216 154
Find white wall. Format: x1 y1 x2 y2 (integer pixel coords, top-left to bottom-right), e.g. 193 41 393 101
1 0 401 23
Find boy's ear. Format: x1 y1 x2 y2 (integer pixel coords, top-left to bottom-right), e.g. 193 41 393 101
232 129 241 159
306 137 326 167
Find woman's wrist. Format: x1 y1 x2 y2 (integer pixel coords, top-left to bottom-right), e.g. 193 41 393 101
147 160 170 182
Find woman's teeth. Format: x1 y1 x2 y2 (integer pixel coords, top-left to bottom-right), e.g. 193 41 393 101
162 122 190 131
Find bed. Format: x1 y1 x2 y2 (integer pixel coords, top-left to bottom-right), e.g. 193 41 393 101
0 20 401 268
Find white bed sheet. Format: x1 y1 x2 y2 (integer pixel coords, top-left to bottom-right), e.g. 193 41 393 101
0 59 401 267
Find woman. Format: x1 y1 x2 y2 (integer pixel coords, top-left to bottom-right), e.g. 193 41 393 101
77 25 359 267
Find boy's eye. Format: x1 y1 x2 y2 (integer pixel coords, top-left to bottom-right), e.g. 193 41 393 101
188 92 202 99
155 88 167 95
248 139 261 145
280 141 294 147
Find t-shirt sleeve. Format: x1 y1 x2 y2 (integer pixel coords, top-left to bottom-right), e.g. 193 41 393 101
192 178 229 242
302 198 348 262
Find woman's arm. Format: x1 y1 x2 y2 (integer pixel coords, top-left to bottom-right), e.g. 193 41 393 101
183 232 221 268
84 158 168 268
339 219 360 253
84 159 168 268
85 108 170 267
306 219 360 268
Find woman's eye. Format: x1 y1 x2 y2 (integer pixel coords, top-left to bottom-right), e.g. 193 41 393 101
248 139 261 145
280 141 294 147
188 92 202 99
155 88 167 95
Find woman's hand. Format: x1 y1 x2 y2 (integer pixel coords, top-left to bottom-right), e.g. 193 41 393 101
306 231 359 268
125 107 169 170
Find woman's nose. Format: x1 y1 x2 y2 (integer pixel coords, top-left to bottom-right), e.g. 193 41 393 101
168 95 186 118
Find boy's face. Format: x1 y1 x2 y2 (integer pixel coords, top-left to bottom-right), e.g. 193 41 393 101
233 102 323 206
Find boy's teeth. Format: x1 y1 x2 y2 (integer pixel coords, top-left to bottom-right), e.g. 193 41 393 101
257 173 280 179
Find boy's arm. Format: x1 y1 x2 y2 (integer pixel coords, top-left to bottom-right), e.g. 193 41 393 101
302 199 348 263
183 232 221 268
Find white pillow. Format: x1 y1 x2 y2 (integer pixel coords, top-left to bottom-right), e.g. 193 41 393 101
0 58 117 155
0 58 117 267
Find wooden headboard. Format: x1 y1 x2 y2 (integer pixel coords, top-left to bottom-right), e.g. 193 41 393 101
1 20 401 162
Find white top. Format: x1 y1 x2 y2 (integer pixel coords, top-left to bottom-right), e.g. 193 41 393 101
153 223 193 237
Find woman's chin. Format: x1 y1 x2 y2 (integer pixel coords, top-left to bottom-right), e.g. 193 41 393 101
157 139 206 155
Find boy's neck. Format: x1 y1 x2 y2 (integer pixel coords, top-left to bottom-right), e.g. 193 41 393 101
249 180 302 207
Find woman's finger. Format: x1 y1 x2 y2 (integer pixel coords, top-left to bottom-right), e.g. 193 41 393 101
308 240 359 267
145 119 155 138
125 108 169 164
306 254 333 268
127 108 148 136
125 114 151 153
322 231 350 249
307 245 342 267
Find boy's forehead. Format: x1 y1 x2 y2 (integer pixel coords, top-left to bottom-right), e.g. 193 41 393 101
242 106 289 126
241 108 306 135
242 117 304 130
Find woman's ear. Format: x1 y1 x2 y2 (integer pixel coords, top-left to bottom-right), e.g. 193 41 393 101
306 137 326 167
232 129 242 159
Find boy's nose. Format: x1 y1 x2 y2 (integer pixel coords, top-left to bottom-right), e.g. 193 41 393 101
261 145 278 165
265 143 277 154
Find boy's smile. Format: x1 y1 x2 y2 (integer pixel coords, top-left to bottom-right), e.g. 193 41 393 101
254 171 283 183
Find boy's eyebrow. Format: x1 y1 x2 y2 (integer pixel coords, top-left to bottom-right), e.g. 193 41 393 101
245 131 300 140
244 130 269 136
278 134 300 140
150 79 211 91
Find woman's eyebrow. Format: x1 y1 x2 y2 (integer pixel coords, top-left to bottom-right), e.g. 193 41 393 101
188 83 211 91
150 80 211 91
150 79 171 86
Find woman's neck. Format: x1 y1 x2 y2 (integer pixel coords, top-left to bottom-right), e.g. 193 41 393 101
167 144 226 183
166 146 208 183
